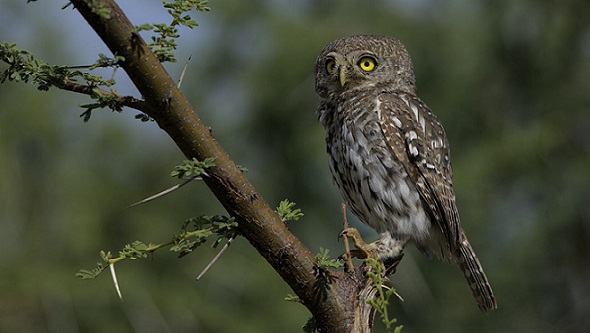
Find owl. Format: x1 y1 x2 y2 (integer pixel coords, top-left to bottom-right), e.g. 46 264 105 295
314 35 496 311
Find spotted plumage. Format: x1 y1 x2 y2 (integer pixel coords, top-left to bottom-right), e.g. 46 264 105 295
315 35 496 311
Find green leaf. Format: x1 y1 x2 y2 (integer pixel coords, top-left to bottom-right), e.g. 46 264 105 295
364 258 403 332
284 294 301 302
315 248 343 270
75 262 106 280
275 200 304 223
120 241 149 260
170 157 216 178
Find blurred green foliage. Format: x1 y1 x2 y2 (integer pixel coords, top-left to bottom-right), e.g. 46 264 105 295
1 1 589 332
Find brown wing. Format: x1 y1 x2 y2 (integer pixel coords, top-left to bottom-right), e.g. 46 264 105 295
376 91 460 253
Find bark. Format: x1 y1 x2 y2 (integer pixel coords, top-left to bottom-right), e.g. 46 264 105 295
69 1 400 331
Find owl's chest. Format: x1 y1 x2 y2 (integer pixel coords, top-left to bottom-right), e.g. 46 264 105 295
327 105 402 196
325 103 427 236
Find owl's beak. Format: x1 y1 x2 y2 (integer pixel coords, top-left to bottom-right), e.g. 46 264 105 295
339 67 348 87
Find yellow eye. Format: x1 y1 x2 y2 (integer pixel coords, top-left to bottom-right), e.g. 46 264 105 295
358 57 376 72
326 59 336 74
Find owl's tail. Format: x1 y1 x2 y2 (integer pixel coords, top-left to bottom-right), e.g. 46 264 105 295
456 230 497 312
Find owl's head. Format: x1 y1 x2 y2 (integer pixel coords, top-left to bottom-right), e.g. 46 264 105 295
315 35 416 99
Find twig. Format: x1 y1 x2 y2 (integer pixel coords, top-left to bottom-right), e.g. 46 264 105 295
341 201 354 271
196 234 236 281
381 284 405 302
109 66 118 94
59 80 149 112
66 64 94 69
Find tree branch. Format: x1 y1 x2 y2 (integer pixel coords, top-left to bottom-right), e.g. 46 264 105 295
68 0 362 331
65 1 404 331
59 80 149 112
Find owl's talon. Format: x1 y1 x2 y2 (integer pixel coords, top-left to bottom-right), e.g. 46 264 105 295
338 249 367 261
338 227 357 239
339 227 380 260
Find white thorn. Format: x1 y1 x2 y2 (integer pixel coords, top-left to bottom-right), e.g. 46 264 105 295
127 176 201 208
196 236 235 281
109 263 123 302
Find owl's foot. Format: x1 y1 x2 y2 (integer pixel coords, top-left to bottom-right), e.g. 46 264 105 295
339 227 380 260
339 228 406 261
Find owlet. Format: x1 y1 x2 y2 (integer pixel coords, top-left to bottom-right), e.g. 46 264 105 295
314 35 496 311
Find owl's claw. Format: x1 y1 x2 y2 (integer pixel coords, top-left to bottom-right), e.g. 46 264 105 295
338 249 368 261
339 227 380 260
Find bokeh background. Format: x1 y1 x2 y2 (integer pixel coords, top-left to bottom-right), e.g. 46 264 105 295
1 1 589 332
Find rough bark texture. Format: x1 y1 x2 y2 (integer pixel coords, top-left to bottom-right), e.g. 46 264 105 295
70 1 400 331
